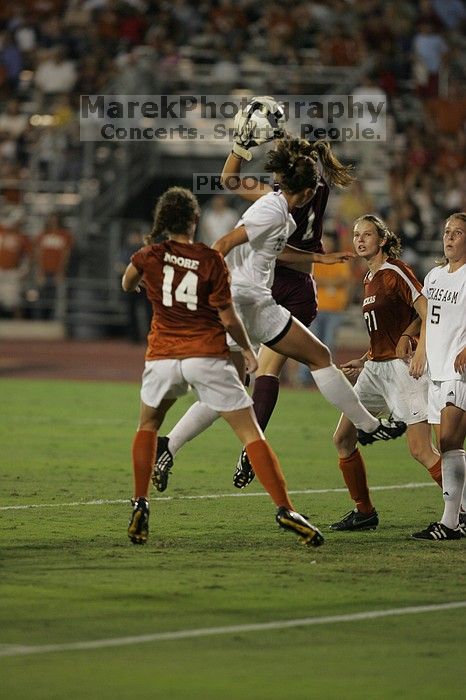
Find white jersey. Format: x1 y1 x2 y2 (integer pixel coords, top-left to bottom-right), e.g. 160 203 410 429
225 191 296 303
423 263 466 381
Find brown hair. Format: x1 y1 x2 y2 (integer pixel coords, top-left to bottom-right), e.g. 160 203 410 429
146 187 201 243
264 137 354 193
353 214 402 258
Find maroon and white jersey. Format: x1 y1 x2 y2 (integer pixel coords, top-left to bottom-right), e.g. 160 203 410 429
275 177 329 254
271 177 329 326
362 258 422 361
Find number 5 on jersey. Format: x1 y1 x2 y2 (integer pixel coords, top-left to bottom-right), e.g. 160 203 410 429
430 304 440 324
162 265 198 310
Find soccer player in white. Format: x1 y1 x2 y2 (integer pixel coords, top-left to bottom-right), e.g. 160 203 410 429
410 212 466 540
152 138 408 493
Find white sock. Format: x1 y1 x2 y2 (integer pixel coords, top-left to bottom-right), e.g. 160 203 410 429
462 472 466 514
167 401 219 455
440 449 466 530
311 364 379 433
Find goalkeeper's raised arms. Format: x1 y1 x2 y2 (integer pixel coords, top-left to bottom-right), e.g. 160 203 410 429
232 96 286 161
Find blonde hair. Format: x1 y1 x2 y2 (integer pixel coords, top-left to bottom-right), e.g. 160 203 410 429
446 211 466 227
437 211 466 265
353 214 402 257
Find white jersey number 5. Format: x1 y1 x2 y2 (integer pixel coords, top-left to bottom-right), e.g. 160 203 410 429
162 265 198 310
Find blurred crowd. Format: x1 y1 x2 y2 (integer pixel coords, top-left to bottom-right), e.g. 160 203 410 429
0 212 74 319
0 0 465 319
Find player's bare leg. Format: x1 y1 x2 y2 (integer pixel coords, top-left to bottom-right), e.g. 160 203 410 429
406 421 442 486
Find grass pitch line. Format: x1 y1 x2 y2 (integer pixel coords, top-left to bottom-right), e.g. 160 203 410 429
0 481 435 511
1 601 465 658
1 482 435 511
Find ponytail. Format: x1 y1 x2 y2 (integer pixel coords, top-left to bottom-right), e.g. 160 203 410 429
312 140 355 188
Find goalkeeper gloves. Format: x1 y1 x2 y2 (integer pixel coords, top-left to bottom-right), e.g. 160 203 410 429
232 97 286 161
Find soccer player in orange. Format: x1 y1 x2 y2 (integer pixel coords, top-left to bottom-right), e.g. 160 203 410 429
34 213 74 319
0 222 31 318
330 214 441 531
122 186 323 547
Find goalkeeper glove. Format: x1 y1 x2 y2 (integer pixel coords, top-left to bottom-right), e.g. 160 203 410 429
232 110 254 161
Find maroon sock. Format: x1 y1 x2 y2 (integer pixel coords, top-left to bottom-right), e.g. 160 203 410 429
252 375 280 431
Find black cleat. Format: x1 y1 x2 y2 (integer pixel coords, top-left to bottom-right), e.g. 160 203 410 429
233 447 255 489
411 521 463 541
128 497 150 544
152 436 174 492
358 418 407 446
459 512 466 536
276 507 324 547
329 508 379 531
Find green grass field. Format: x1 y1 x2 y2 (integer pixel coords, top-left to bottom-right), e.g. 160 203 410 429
0 378 464 700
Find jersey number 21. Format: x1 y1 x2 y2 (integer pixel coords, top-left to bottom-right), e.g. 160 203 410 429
363 309 378 332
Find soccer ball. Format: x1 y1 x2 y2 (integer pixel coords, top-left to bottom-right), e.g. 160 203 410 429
235 96 286 148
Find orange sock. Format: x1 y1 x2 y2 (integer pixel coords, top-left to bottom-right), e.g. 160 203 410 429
246 439 293 510
132 429 156 499
428 457 442 487
338 448 374 514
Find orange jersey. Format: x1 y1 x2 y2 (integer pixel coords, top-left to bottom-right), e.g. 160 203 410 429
362 258 422 361
0 228 30 270
131 240 232 360
36 228 73 274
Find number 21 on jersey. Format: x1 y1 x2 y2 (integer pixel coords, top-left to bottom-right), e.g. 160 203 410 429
162 265 198 310
363 309 378 332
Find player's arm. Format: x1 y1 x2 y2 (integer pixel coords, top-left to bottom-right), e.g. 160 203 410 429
277 245 355 272
212 225 248 257
396 294 425 361
341 351 368 379
454 346 466 374
217 303 258 374
122 262 142 292
220 152 272 202
409 296 428 378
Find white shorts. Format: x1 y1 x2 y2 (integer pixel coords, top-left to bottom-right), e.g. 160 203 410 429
140 357 253 413
227 296 291 351
354 358 429 424
428 378 466 424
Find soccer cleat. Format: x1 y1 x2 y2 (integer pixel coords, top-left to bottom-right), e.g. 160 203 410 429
411 521 463 541
357 418 407 446
233 447 255 489
459 512 466 536
128 497 150 544
276 507 324 547
152 436 174 492
329 508 379 531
